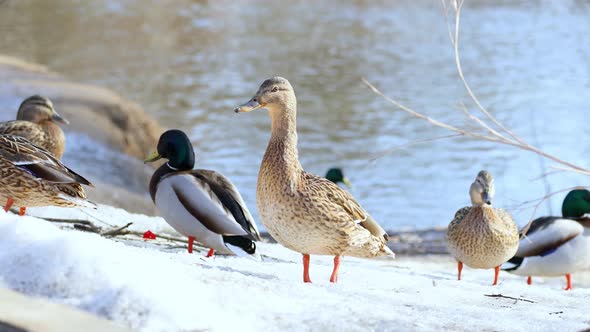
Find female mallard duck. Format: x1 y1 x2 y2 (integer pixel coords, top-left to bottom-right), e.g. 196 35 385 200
502 189 590 290
446 170 519 285
0 134 94 216
144 129 261 258
325 167 352 189
235 77 394 283
0 95 69 159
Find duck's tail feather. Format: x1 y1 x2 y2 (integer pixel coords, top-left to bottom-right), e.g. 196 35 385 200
223 235 260 260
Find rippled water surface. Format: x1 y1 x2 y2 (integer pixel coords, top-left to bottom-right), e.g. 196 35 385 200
1 0 589 229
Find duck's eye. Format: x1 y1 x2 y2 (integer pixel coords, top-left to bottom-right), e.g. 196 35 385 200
271 86 279 92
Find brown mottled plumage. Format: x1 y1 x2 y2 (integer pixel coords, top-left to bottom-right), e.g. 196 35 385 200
446 170 519 285
0 95 68 159
0 134 94 214
235 77 394 283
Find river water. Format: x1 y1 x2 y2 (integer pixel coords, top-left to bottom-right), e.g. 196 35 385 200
1 0 589 230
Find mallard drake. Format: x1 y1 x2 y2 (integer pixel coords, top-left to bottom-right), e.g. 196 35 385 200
325 167 352 189
502 189 590 290
446 170 519 285
0 95 69 159
144 129 261 258
0 134 94 216
235 77 394 283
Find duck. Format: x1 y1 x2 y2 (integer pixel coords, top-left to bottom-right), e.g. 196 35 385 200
325 167 352 189
144 129 261 258
0 95 69 159
446 170 519 285
0 134 94 216
234 77 394 283
502 189 590 290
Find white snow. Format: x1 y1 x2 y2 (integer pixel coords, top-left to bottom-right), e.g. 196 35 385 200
1 206 589 332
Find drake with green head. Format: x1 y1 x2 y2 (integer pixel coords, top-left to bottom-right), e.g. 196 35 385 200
503 189 590 290
0 95 69 159
145 129 261 258
325 168 352 189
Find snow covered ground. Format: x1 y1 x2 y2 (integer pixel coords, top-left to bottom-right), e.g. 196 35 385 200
1 206 589 332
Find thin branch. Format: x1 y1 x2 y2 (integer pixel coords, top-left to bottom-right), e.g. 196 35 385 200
101 222 133 237
450 1 526 145
484 294 535 304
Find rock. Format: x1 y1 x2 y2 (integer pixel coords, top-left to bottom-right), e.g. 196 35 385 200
0 55 162 159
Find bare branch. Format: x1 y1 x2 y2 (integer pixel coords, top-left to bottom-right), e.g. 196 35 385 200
101 222 133 237
484 294 535 304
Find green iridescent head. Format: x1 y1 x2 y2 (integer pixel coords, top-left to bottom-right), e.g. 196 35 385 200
144 129 195 171
325 168 352 189
561 189 590 218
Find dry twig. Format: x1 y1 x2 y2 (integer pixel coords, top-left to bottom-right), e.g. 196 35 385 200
363 0 590 234
484 293 535 304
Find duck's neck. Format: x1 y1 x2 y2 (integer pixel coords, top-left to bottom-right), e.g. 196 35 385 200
41 121 65 158
150 163 177 202
262 104 302 185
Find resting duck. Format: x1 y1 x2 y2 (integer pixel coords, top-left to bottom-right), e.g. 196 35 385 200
446 170 519 285
325 167 352 189
235 77 394 283
0 134 94 216
502 189 590 290
145 129 261 258
0 95 69 159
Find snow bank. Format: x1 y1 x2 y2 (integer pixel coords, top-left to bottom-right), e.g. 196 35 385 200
0 208 589 332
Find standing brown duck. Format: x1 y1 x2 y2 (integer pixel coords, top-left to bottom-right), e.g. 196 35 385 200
235 77 394 283
446 170 519 285
0 95 69 159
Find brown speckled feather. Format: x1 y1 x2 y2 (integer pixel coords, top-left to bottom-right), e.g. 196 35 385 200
446 205 519 269
0 120 65 159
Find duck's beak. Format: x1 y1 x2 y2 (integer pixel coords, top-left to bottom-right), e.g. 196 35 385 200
482 191 491 205
144 150 162 164
52 111 70 125
234 98 265 113
342 177 353 189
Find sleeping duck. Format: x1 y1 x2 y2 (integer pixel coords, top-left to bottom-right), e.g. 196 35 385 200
446 170 519 285
0 95 69 159
502 189 590 290
235 77 394 283
144 129 261 258
0 134 94 216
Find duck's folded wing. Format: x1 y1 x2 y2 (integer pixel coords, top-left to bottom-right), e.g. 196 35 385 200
303 172 388 240
192 170 261 241
0 135 92 186
167 173 252 237
516 217 584 257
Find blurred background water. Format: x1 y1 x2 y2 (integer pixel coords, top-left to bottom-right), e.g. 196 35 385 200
0 0 589 230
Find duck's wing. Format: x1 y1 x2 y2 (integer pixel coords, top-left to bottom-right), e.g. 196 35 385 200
449 206 471 227
0 135 92 186
192 170 261 241
515 217 584 257
162 170 255 238
302 171 389 241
